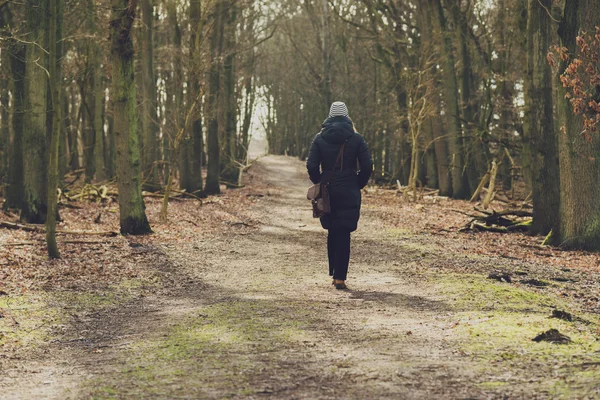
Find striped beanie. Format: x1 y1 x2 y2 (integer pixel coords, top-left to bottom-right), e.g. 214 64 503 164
329 101 349 118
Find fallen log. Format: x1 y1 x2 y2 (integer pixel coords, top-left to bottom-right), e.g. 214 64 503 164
459 209 533 234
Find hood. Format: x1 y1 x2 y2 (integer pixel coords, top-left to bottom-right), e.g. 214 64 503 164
320 116 355 144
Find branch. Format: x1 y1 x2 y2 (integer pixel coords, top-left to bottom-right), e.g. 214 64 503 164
0 222 118 236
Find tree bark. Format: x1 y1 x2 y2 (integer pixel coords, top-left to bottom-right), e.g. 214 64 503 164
21 0 49 223
430 0 470 199
188 0 203 193
4 20 26 209
106 99 116 179
221 2 238 184
523 0 560 235
110 0 152 235
204 0 225 195
320 0 332 109
46 0 64 258
140 0 158 182
452 2 480 193
553 0 600 250
88 0 105 182
0 39 8 195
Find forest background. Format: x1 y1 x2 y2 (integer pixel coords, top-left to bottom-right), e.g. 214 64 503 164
0 0 599 253
1 1 600 397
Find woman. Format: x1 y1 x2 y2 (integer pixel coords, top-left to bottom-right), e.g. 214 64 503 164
306 102 373 290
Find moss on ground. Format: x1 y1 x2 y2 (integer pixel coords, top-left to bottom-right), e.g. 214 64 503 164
385 228 415 238
86 300 313 399
0 293 62 348
437 274 600 398
0 278 152 351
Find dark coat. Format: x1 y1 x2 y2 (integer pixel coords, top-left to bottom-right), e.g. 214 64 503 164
306 116 373 232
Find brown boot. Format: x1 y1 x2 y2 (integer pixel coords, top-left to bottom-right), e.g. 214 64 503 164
334 280 347 290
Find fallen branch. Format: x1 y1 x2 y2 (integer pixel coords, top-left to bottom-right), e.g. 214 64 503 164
0 222 118 237
0 222 38 232
58 202 83 209
459 210 533 234
58 230 118 237
4 239 106 246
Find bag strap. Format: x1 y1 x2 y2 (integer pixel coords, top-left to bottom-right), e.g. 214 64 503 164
333 142 347 172
324 135 352 185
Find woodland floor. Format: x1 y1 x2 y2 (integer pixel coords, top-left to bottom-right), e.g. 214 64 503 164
1 155 600 399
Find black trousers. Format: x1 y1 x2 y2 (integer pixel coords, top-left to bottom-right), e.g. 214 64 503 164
327 229 351 280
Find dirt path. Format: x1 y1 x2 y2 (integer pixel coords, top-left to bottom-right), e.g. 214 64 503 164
2 156 599 399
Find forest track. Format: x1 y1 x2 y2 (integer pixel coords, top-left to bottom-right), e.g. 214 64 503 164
2 155 599 399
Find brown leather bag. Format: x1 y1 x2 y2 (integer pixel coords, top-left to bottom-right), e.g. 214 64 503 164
307 141 347 218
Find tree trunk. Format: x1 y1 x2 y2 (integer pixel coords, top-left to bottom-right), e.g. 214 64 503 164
88 0 105 181
452 2 480 193
140 0 158 182
430 0 470 199
221 3 238 185
81 77 95 182
523 0 560 235
46 0 64 258
22 0 49 223
110 0 152 235
59 86 68 178
553 0 600 250
66 86 81 171
188 0 203 193
204 1 225 195
107 99 116 179
5 40 25 210
320 0 332 109
0 43 9 195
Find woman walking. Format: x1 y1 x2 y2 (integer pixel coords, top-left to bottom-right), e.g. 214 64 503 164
306 102 373 290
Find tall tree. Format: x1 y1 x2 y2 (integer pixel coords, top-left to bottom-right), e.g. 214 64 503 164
0 36 8 194
451 2 481 193
221 1 239 184
553 0 600 250
46 0 64 258
204 0 225 195
89 0 105 181
418 3 449 194
430 0 470 199
110 0 152 234
187 0 203 194
0 4 11 200
140 0 159 182
22 0 49 223
5 38 25 210
320 0 332 109
523 0 560 235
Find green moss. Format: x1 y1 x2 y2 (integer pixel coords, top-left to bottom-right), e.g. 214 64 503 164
0 278 153 352
85 300 311 398
438 274 564 313
478 381 510 389
0 294 62 348
550 367 600 398
385 228 415 238
436 273 600 395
